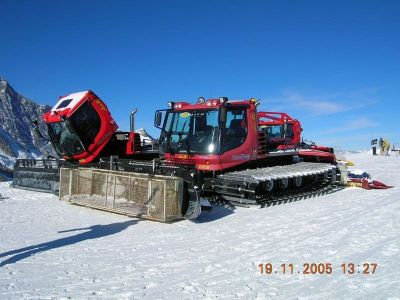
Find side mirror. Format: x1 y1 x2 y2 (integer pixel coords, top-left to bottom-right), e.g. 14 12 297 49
219 106 227 124
155 111 163 128
32 120 45 139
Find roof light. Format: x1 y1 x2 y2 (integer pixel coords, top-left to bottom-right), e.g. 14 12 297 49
206 100 212 106
168 101 175 108
174 103 183 109
250 98 260 106
198 97 206 104
219 97 228 104
212 100 218 106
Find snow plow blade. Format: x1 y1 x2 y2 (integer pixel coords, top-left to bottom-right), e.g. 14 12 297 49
59 167 185 222
11 159 69 194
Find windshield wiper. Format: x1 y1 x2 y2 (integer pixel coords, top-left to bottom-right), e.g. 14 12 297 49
175 131 192 156
163 131 174 155
178 138 192 156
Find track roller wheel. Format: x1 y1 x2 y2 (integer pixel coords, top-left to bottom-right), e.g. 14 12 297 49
265 180 274 192
330 172 337 184
294 176 302 187
280 178 289 189
182 183 201 220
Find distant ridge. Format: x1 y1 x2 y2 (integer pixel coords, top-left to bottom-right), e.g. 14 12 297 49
0 77 55 171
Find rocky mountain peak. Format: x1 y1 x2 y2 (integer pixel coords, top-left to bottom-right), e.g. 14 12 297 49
0 78 56 170
0 77 8 90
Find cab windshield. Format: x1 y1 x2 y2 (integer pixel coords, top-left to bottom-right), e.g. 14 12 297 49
266 124 294 139
162 106 248 155
47 122 85 156
163 110 219 154
46 101 101 157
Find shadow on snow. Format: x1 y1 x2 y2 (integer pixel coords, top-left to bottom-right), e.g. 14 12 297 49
0 219 137 267
194 204 236 223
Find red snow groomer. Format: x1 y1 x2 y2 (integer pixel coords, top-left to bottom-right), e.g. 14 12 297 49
148 97 341 213
13 94 342 218
42 90 157 164
12 91 157 194
257 111 336 163
258 112 302 150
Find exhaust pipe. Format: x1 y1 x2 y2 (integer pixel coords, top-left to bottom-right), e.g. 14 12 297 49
130 109 138 132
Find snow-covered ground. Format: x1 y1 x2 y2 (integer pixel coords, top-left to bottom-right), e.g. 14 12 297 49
1 152 399 299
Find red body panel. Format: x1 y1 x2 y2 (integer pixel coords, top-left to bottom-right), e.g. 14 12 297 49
164 100 337 170
298 149 336 163
42 91 118 164
257 111 336 163
164 99 260 171
258 111 302 145
125 132 142 155
164 99 297 171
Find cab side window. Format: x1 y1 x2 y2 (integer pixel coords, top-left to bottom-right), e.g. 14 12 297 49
221 107 247 152
69 101 101 148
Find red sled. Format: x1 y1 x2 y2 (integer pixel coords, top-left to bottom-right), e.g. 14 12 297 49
350 178 393 190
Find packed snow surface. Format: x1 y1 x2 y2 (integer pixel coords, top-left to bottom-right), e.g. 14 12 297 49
1 152 400 299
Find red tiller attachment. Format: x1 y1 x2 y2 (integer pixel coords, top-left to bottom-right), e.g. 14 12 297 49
349 178 394 190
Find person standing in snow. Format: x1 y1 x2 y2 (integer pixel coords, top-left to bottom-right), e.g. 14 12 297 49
379 138 384 155
383 139 390 156
371 138 377 155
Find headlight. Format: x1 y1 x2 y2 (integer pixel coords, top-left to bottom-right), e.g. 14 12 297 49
219 97 228 104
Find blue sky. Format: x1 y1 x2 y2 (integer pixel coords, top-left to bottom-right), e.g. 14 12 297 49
1 0 399 150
